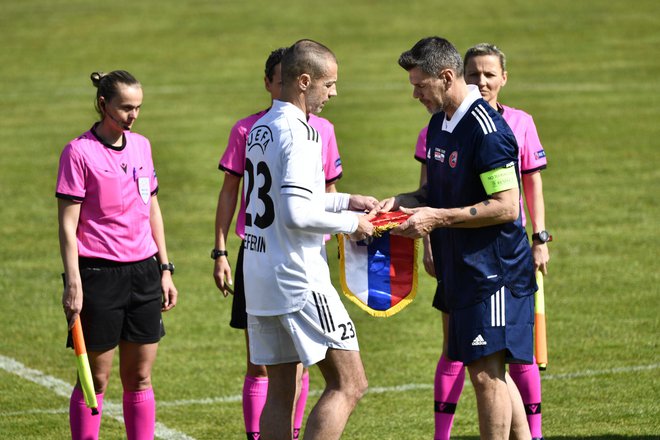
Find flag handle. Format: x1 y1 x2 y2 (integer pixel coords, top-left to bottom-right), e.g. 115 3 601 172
534 271 548 370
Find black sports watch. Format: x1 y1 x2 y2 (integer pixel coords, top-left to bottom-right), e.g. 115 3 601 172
211 249 229 260
159 262 175 274
531 230 553 244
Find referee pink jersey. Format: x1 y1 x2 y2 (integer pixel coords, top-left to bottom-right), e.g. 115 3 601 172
414 104 547 227
56 128 159 262
219 110 343 239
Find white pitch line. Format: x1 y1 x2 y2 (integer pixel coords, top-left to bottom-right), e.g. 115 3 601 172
134 362 660 407
0 354 196 440
2 355 658 419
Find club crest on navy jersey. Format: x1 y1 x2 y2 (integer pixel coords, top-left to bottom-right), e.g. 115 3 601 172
449 151 458 168
247 125 274 154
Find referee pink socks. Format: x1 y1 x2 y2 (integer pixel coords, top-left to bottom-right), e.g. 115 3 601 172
123 387 155 440
433 355 465 440
70 386 156 440
70 387 103 440
509 358 543 439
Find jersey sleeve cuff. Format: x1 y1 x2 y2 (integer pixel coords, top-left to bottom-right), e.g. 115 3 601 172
521 164 547 175
325 171 343 185
55 192 84 202
219 164 242 177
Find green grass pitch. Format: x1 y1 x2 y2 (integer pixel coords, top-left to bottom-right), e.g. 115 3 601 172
0 0 658 438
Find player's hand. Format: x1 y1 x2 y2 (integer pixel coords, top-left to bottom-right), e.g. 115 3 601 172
348 194 379 212
161 272 178 311
532 242 550 275
376 197 397 213
62 279 83 329
349 211 376 241
391 206 437 239
213 257 234 297
422 235 435 277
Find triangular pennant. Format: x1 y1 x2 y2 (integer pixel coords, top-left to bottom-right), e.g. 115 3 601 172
337 231 418 317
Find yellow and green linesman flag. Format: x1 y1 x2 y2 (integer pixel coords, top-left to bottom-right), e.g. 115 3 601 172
72 317 99 415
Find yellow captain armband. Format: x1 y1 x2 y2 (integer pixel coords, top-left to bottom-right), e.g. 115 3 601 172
479 162 518 195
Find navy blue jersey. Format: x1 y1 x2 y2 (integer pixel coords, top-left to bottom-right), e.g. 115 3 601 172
426 89 536 310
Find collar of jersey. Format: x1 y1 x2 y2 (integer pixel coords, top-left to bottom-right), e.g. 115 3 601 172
272 99 306 120
441 84 481 133
91 124 127 151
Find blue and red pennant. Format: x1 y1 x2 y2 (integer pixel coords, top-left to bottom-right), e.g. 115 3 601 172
338 231 418 317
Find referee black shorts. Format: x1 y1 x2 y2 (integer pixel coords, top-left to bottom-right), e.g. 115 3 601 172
66 256 165 352
229 244 247 329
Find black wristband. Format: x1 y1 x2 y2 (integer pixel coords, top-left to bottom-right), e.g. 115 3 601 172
211 249 229 259
159 262 175 274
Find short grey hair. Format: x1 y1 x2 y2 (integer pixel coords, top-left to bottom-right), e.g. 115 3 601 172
398 36 463 77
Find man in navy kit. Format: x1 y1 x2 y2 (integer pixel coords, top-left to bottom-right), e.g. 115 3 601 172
379 37 537 440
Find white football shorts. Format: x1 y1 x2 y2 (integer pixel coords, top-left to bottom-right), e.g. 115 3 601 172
248 290 360 367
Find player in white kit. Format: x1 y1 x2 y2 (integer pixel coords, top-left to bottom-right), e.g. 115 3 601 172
243 40 376 440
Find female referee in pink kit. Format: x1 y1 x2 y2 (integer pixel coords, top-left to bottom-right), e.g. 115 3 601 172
416 44 550 440
57 70 177 440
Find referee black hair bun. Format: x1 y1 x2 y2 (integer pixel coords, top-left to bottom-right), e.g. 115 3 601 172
90 72 107 87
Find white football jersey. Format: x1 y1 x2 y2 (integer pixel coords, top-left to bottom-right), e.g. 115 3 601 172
243 100 354 316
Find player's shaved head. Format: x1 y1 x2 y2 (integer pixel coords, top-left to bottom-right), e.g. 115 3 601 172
281 39 337 85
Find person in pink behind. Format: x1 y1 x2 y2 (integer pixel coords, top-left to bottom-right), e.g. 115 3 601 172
212 47 343 440
57 70 178 440
414 43 550 440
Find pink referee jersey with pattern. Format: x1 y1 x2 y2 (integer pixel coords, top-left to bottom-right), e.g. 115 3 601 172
219 109 343 239
414 104 547 227
56 127 159 262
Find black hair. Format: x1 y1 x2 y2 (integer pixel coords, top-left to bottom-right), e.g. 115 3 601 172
90 70 140 118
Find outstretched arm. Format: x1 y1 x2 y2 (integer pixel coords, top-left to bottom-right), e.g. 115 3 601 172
281 193 375 238
393 186 520 239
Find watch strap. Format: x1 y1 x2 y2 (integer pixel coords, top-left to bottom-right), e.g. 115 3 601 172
159 263 175 274
211 249 229 259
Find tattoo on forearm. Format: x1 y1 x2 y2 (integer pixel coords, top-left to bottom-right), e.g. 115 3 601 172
483 200 490 206
470 207 477 216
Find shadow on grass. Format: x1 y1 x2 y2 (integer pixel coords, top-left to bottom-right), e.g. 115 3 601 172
453 437 660 440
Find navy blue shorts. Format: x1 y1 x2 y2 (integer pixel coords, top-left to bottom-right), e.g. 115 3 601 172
447 286 533 365
432 281 449 313
229 244 247 329
66 256 165 352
